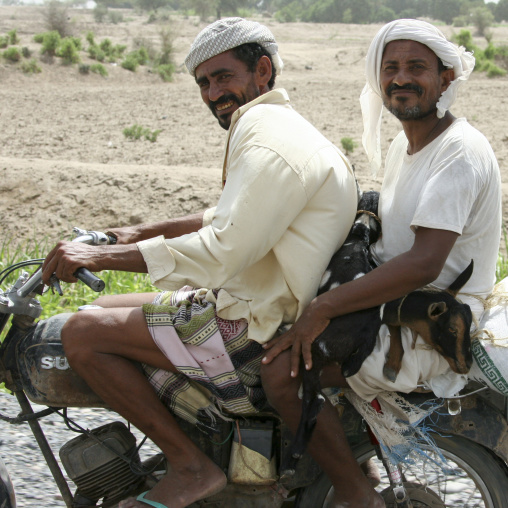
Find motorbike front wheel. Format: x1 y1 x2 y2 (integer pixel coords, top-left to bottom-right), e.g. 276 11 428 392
297 434 508 508
0 456 15 508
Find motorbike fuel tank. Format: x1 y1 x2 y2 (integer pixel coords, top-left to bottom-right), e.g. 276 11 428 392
16 313 106 407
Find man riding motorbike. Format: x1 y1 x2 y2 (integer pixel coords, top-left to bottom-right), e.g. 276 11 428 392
41 17 366 508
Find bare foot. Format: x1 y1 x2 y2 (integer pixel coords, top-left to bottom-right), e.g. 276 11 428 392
118 460 227 508
360 457 381 488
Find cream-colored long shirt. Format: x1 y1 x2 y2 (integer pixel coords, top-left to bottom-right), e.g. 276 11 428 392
138 89 357 343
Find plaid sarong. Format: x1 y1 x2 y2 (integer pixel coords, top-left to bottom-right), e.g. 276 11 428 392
142 287 266 436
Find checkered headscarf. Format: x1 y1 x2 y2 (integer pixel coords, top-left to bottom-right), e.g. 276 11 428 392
185 17 283 76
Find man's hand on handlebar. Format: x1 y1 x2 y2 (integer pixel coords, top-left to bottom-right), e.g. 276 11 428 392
41 241 105 285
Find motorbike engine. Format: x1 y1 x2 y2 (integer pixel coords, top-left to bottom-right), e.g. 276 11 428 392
59 421 145 507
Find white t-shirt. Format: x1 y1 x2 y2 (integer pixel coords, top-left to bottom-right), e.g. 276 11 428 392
348 118 502 401
371 117 501 296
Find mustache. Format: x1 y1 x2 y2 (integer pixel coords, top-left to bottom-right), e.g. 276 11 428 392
386 83 423 96
209 94 238 112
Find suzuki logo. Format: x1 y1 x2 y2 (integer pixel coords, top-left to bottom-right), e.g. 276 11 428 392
41 355 70 370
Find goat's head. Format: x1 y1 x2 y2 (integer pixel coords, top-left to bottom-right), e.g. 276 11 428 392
352 191 381 245
413 260 474 374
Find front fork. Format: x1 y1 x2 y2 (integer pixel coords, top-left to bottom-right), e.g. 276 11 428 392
368 399 414 508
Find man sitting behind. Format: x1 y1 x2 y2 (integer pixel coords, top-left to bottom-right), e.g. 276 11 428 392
262 18 501 508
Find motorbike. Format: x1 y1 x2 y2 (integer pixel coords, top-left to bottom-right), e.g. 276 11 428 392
0 228 507 508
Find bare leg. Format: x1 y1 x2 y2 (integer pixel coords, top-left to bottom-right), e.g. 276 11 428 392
261 352 385 508
61 307 226 508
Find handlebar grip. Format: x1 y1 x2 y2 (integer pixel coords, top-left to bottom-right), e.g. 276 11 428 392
74 268 105 292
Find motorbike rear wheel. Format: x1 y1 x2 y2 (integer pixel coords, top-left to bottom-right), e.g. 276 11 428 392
296 434 508 508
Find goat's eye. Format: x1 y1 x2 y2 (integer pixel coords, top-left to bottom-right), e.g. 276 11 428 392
448 327 457 336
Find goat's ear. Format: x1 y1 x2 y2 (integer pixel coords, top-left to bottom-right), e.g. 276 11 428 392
446 259 474 297
428 301 447 320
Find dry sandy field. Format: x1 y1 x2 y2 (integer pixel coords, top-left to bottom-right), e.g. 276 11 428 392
0 6 507 249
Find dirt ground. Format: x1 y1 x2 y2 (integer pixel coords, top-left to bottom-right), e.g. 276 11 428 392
0 6 507 248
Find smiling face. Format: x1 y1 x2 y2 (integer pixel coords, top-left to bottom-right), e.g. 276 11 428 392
380 40 454 121
195 50 271 130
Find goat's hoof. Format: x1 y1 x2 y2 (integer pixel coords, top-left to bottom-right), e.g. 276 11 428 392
383 365 399 382
279 469 296 483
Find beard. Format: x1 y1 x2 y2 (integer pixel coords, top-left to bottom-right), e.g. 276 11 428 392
383 83 440 121
208 80 261 130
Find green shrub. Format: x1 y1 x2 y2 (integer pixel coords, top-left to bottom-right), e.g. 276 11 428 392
79 63 90 74
3 46 21 62
157 63 174 82
340 137 357 155
86 31 95 46
7 28 20 45
21 58 42 74
57 37 80 65
121 54 139 71
41 30 61 58
99 38 113 55
71 36 82 51
123 124 145 140
485 61 507 77
452 29 475 53
123 124 161 142
21 46 31 58
88 44 106 62
91 63 108 77
0 36 8 49
33 33 45 43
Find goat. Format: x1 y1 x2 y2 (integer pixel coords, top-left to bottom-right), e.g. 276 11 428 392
282 190 474 477
382 260 474 382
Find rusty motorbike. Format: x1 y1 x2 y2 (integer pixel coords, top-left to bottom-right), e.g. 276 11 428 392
0 228 507 508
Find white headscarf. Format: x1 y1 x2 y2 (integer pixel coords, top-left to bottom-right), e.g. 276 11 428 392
185 17 283 76
360 19 475 177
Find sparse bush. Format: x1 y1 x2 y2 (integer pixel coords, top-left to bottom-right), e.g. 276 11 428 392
33 33 44 44
93 4 108 23
157 27 174 66
21 58 42 74
157 63 174 82
341 137 357 156
3 46 21 62
42 0 71 38
7 28 19 45
21 46 31 58
78 63 90 74
123 124 161 142
108 10 123 24
41 30 61 58
0 36 8 49
57 37 80 65
91 63 108 77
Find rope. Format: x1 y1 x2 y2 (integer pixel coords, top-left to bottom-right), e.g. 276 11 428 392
356 209 381 226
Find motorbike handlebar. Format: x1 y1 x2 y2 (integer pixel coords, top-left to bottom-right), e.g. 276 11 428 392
70 229 116 292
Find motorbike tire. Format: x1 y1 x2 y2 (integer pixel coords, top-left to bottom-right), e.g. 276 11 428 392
296 434 508 508
0 457 15 508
